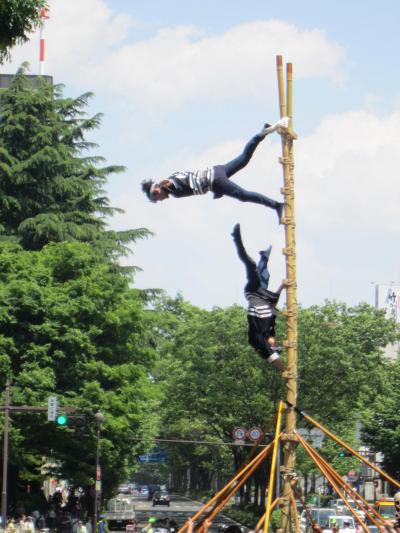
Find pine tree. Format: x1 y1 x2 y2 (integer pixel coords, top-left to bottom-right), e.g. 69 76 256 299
0 66 150 259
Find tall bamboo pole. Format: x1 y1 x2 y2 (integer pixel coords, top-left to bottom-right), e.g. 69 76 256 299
264 401 284 533
276 56 298 533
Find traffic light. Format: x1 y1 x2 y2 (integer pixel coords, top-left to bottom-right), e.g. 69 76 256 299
73 414 86 436
338 451 352 458
56 414 68 426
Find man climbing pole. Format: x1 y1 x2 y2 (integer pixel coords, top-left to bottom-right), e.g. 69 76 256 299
231 223 286 371
141 118 289 223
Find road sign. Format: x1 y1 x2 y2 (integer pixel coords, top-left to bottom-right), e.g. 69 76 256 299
248 427 263 441
138 450 168 464
347 469 357 481
232 427 247 441
47 396 58 421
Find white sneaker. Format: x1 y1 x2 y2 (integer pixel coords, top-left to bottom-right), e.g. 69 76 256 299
260 117 290 137
275 116 290 130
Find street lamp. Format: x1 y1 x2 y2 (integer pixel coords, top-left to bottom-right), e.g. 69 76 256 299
93 411 105 533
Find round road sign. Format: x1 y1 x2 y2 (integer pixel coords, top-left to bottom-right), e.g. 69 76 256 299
248 427 263 441
232 427 247 441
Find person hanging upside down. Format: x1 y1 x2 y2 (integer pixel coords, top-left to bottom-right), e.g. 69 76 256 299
141 118 289 223
231 223 286 371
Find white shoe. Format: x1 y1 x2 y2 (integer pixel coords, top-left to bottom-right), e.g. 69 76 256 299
275 116 290 130
260 117 290 137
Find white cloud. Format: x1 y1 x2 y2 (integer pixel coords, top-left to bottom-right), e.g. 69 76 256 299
297 110 400 231
118 108 400 308
1 2 345 113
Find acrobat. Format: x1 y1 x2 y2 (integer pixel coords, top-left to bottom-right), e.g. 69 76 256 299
231 223 286 371
141 118 289 223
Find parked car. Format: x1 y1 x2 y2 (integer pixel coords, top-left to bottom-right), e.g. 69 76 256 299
152 491 170 507
118 484 131 494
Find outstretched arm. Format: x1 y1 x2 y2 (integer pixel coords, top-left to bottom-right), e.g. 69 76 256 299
231 223 259 288
272 281 288 305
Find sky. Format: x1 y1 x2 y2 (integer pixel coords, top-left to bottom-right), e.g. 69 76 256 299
1 0 400 310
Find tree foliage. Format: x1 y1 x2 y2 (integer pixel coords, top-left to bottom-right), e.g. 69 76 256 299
363 358 400 480
0 67 150 261
0 68 158 506
0 240 160 496
146 296 397 500
0 1 47 63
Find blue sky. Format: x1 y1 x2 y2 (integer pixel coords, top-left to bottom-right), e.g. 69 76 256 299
2 0 400 309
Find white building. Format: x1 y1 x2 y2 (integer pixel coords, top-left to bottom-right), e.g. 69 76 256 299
375 283 400 359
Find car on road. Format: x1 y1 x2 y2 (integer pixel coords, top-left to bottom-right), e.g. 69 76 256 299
139 486 149 497
321 515 356 532
375 497 396 520
152 491 170 507
300 508 333 531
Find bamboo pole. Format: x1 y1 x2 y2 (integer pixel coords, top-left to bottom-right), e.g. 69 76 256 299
264 401 284 532
289 491 301 533
297 434 370 532
196 446 272 533
300 440 383 528
178 443 273 533
276 55 298 533
298 410 400 490
256 498 279 532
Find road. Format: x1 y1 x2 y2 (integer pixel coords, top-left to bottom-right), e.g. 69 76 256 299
113 493 246 533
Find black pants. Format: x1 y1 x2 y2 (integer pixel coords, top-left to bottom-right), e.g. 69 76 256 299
211 134 279 210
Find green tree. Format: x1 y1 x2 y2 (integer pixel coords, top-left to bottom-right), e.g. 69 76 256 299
363 358 400 480
150 295 282 504
0 240 160 499
0 69 158 507
0 67 149 258
0 1 47 63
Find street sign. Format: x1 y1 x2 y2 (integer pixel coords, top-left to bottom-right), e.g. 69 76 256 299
138 450 167 464
232 427 247 441
248 427 263 441
347 469 357 482
47 396 58 421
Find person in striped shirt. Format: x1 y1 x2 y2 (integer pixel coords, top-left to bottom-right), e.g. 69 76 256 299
231 223 286 371
141 118 289 223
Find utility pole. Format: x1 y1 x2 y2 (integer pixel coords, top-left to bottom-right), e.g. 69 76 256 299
1 379 10 529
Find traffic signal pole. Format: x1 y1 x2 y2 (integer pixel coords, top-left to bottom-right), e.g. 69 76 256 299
0 382 77 524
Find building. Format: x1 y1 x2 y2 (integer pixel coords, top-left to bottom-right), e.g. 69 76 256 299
375 283 400 359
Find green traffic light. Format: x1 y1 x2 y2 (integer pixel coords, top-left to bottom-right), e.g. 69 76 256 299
56 414 68 426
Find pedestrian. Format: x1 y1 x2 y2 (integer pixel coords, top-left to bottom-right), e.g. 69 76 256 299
77 520 87 533
231 223 286 371
22 516 35 533
96 515 109 533
141 517 157 533
141 118 289 222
